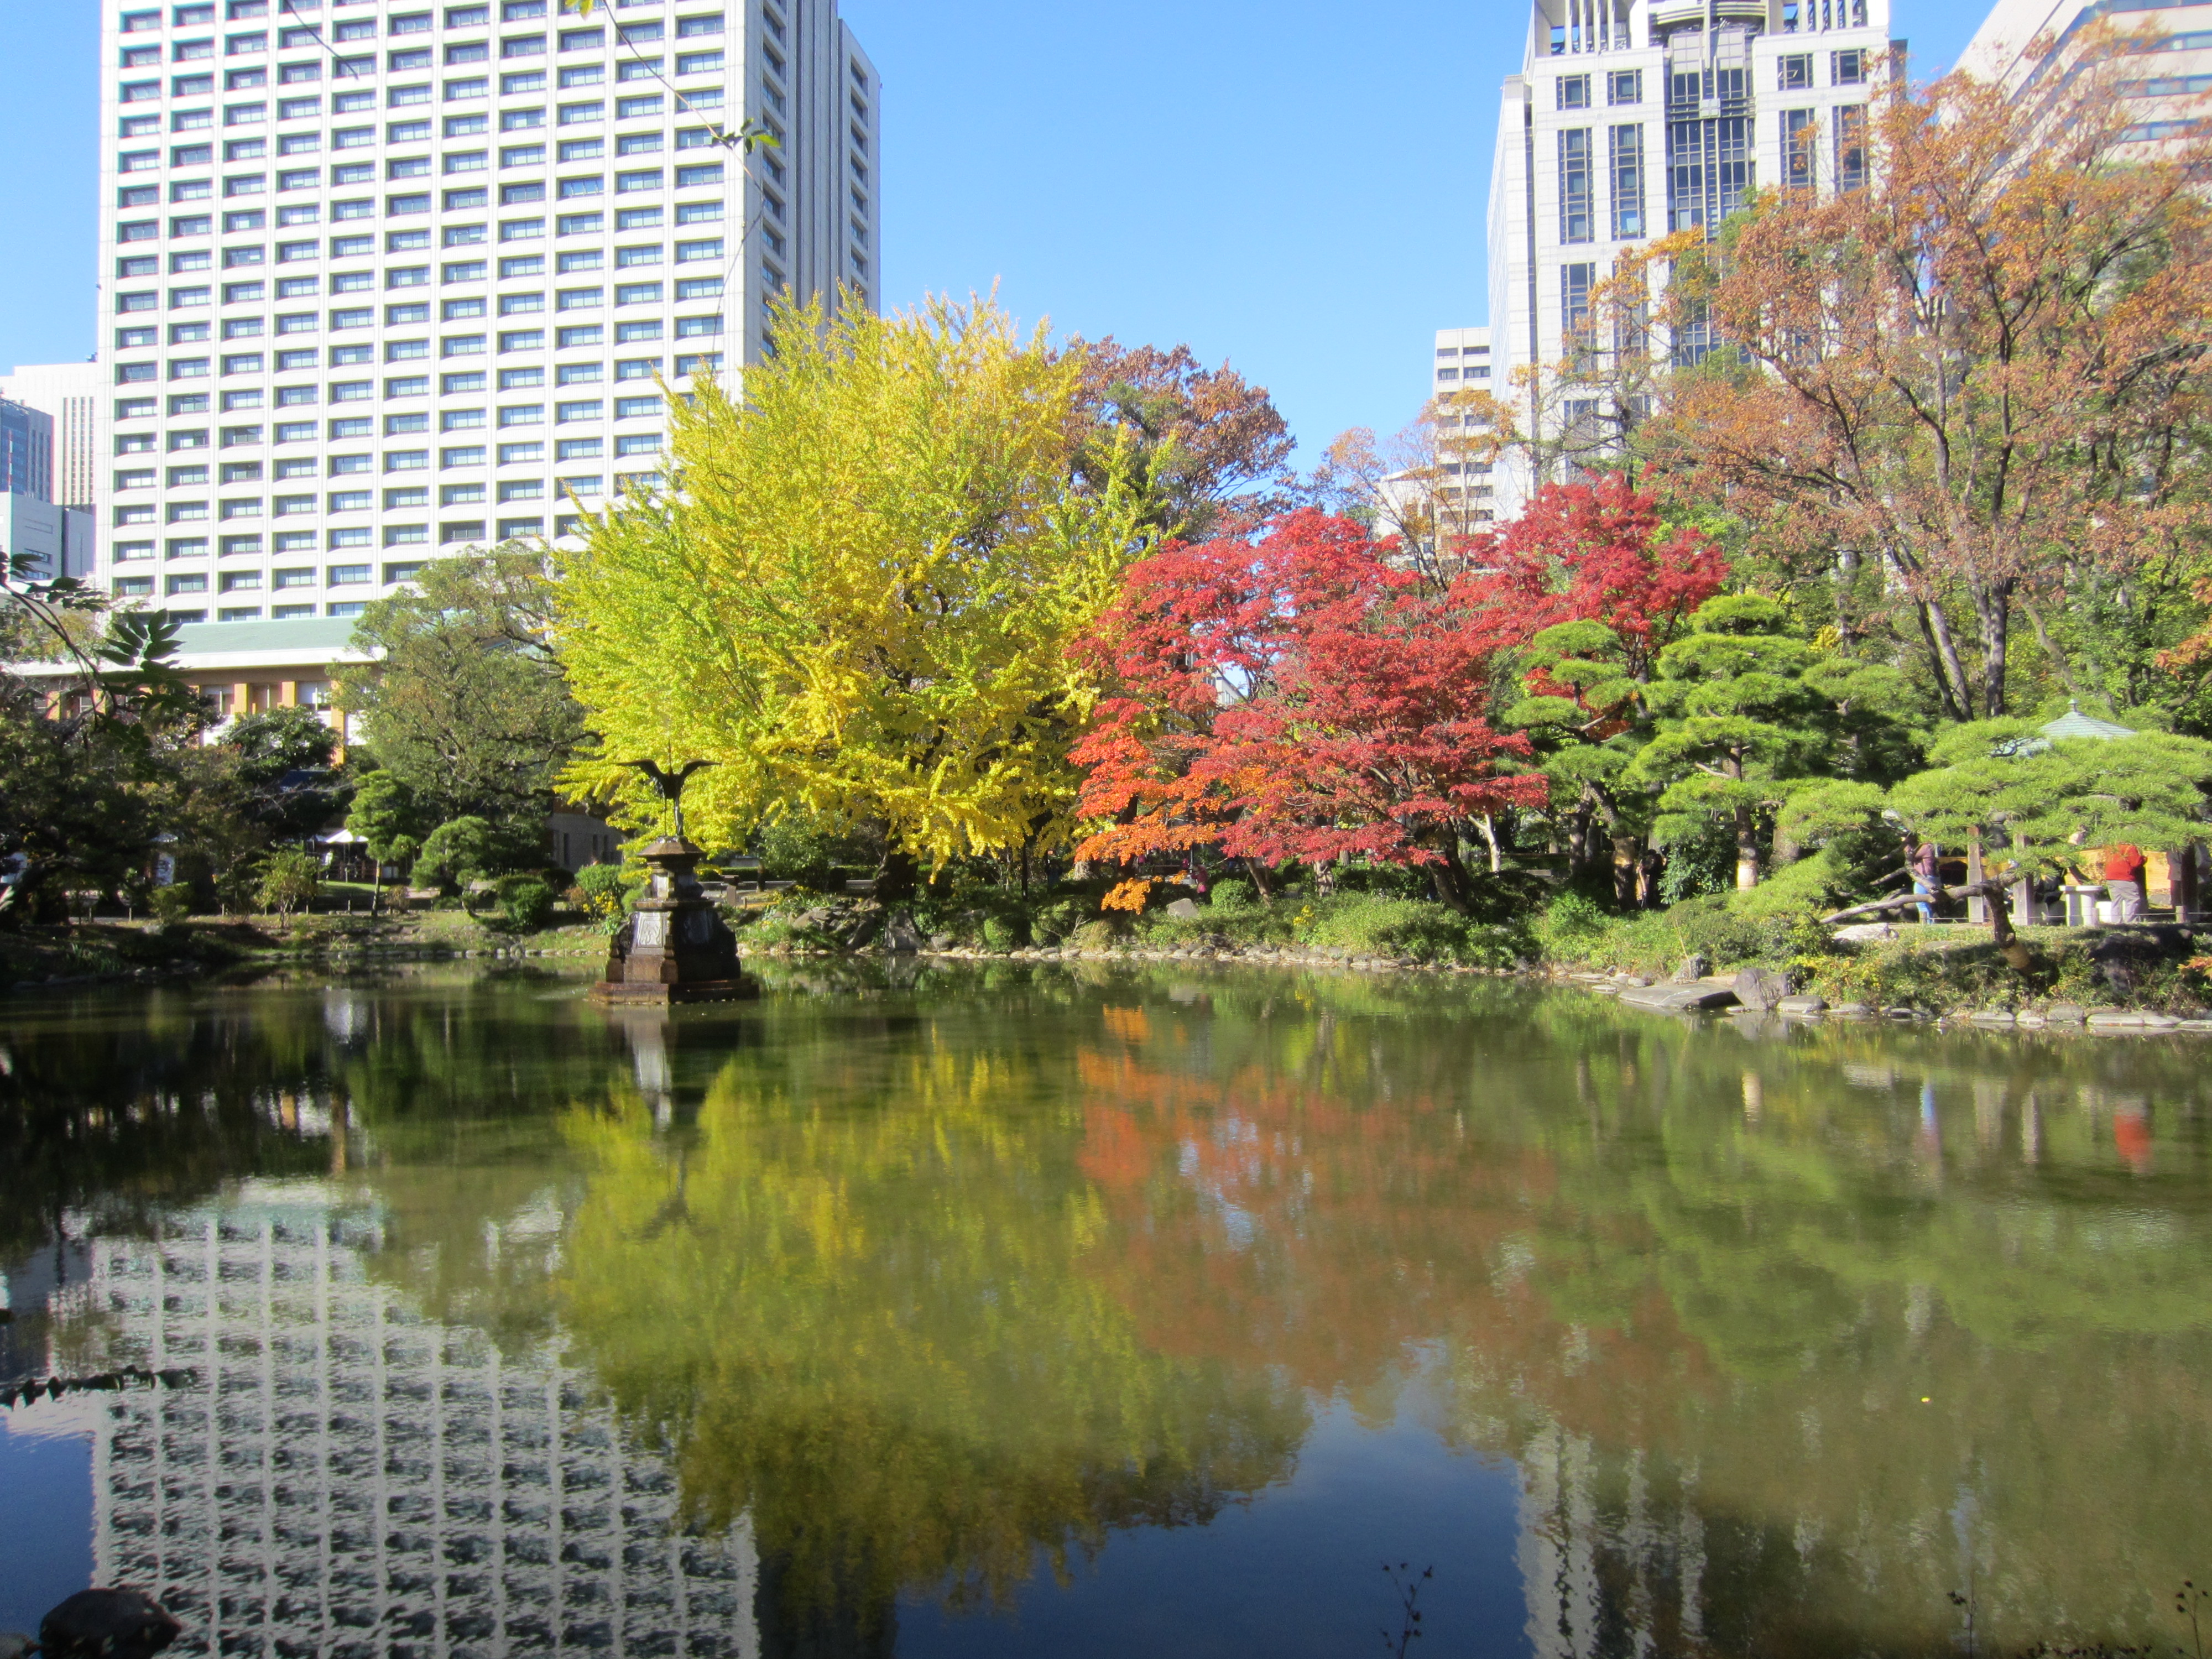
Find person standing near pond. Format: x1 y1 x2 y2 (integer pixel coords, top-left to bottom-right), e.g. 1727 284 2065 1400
1910 837 1940 924
2105 842 2147 922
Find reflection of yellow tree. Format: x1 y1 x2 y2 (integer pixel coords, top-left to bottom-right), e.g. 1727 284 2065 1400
550 1035 1306 1632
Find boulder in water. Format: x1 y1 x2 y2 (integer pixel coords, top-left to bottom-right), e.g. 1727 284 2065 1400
40 1589 181 1659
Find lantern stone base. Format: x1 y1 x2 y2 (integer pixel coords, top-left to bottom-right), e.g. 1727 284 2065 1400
586 836 759 1006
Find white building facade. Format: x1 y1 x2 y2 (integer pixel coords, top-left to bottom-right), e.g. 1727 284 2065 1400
8 1183 763 1659
1960 0 2212 140
96 0 875 627
1484 0 1894 519
1430 325 1496 523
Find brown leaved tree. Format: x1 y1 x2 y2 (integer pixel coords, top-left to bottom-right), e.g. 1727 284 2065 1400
1651 49 2212 719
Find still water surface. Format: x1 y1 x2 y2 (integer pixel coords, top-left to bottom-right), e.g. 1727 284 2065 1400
2 964 2208 1658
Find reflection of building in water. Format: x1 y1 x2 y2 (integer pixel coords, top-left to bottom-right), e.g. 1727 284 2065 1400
1515 1422 1707 1659
51 1185 759 1659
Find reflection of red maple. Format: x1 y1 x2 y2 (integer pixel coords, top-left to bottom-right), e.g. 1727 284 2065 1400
1073 511 1545 910
1072 1028 1721 1455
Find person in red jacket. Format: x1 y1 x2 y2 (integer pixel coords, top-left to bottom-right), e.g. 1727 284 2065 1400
2105 843 2147 922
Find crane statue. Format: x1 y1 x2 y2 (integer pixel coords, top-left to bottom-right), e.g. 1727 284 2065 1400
617 759 717 843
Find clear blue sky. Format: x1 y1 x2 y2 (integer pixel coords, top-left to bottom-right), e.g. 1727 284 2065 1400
0 0 1994 460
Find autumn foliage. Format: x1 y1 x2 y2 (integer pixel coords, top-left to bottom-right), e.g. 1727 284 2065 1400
1072 510 1546 910
1462 475 1728 686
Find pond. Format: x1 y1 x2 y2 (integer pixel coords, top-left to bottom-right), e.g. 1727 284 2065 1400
2 964 2209 1659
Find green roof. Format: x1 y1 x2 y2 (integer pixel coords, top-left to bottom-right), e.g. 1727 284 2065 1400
2038 700 2136 742
173 617 374 661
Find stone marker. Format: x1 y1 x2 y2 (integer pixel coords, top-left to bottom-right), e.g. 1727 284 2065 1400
1164 897 1202 920
39 1589 181 1659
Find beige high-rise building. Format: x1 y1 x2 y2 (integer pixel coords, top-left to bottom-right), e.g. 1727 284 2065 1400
1959 0 2212 142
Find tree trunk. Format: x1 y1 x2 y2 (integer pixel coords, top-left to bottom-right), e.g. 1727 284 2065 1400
1734 805 1760 891
2020 594 2088 703
1242 857 1275 905
876 847 921 905
1970 575 2015 717
1611 832 1642 909
1911 596 1974 722
1834 547 1861 654
1426 841 1474 915
1478 814 1504 874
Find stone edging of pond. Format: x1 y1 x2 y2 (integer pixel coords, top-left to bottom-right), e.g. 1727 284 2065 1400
743 942 2212 1036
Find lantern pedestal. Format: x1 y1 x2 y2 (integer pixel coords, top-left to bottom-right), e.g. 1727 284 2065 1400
588 836 758 1005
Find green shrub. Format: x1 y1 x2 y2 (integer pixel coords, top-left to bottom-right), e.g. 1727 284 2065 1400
494 875 554 932
1031 896 1089 943
1295 894 1508 966
1208 878 1258 912
980 912 1030 951
575 862 635 926
147 885 194 929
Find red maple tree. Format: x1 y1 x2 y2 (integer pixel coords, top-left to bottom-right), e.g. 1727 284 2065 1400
1073 510 1545 911
1460 476 1727 684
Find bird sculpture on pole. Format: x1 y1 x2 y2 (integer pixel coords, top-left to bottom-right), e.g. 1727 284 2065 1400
617 759 717 841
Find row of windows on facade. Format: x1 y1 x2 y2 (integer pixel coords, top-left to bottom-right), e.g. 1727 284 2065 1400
111 459 672 523
121 88 712 138
117 223 724 289
119 50 729 106
121 173 724 227
1553 48 1867 114
124 121 721 173
1548 0 1868 54
115 486 653 564
122 0 669 33
1553 105 1864 244
115 323 723 380
119 0 861 97
126 265 722 312
121 159 726 205
121 293 722 343
123 393 662 455
115 363 690 426
119 11 722 66
114 467 653 533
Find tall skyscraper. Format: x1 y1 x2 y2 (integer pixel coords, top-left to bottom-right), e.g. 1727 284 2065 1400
1484 0 1893 518
0 363 105 510
97 0 876 627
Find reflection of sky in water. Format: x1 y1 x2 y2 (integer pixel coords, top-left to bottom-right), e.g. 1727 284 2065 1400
0 1419 93 1638
900 1396 1528 1659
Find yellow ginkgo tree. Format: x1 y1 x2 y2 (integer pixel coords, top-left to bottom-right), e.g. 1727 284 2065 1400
555 293 1149 897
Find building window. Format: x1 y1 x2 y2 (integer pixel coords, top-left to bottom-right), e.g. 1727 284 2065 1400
1558 129 1593 243
1832 49 1866 86
1561 262 1595 346
1608 69 1640 106
1785 109 1816 190
1557 74 1590 109
1835 104 1867 192
1609 124 1644 239
1779 54 1812 91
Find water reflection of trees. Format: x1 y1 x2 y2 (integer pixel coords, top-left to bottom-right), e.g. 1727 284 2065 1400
1066 978 2212 1656
15 966 2212 1656
550 998 1309 1645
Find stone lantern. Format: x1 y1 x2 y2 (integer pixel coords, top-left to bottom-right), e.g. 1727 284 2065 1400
591 836 757 1004
588 759 757 1004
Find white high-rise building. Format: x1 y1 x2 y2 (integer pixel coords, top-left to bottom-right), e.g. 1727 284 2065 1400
96 0 876 627
1484 0 1893 518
